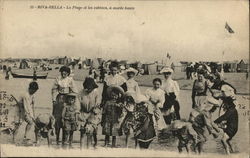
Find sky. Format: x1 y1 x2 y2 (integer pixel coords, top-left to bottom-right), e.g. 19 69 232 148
0 0 249 62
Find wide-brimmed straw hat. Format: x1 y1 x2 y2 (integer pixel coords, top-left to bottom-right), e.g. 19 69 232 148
160 67 174 74
106 86 124 97
126 67 138 74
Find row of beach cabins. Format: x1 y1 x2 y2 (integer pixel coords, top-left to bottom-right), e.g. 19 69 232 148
0 56 249 75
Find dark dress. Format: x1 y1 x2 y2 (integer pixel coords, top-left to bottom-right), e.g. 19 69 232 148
134 103 156 149
102 100 123 136
214 104 238 140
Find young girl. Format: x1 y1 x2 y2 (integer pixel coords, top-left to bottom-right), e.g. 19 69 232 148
145 78 166 132
61 93 79 148
134 95 156 149
124 68 141 95
121 92 137 148
78 77 101 149
102 86 125 147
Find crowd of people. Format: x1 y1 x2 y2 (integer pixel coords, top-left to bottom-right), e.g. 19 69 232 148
14 60 239 155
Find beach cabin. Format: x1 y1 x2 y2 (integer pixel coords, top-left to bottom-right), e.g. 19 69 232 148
142 62 158 75
223 61 238 72
237 59 249 72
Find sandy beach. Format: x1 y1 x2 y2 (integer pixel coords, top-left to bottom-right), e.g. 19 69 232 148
0 70 249 157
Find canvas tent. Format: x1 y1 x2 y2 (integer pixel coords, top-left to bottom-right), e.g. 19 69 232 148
19 59 29 69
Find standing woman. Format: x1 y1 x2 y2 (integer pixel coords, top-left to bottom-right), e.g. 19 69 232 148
51 66 78 145
160 67 181 125
191 72 208 109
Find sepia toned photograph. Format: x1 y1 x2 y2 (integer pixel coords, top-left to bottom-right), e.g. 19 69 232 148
0 0 249 157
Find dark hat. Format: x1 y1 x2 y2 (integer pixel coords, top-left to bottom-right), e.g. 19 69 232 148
59 66 71 75
83 77 98 90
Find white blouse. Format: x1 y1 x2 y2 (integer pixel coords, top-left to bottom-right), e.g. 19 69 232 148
126 78 141 94
161 78 180 100
51 76 78 102
104 74 126 86
145 88 165 108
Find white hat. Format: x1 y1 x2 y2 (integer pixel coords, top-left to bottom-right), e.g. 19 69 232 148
126 67 138 74
221 85 236 98
135 94 148 103
160 67 173 74
120 65 125 70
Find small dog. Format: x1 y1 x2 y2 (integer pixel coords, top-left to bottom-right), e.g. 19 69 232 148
34 113 55 147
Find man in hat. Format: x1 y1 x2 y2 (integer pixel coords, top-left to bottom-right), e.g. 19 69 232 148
160 67 181 124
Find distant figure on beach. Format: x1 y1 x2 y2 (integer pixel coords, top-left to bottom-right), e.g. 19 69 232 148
51 66 78 145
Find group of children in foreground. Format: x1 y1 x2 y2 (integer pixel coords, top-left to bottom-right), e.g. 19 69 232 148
49 78 237 155
15 64 239 155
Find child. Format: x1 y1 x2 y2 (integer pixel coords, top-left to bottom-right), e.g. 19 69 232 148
189 97 221 154
145 78 166 134
78 77 101 149
124 68 141 95
121 92 137 148
169 120 198 153
133 94 156 149
61 92 79 148
34 113 55 147
102 86 125 147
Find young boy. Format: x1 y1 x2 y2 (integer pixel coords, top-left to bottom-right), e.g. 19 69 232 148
61 92 79 148
14 81 39 144
169 120 198 153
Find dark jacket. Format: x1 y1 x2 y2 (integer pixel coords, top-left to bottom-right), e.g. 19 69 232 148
214 104 238 139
